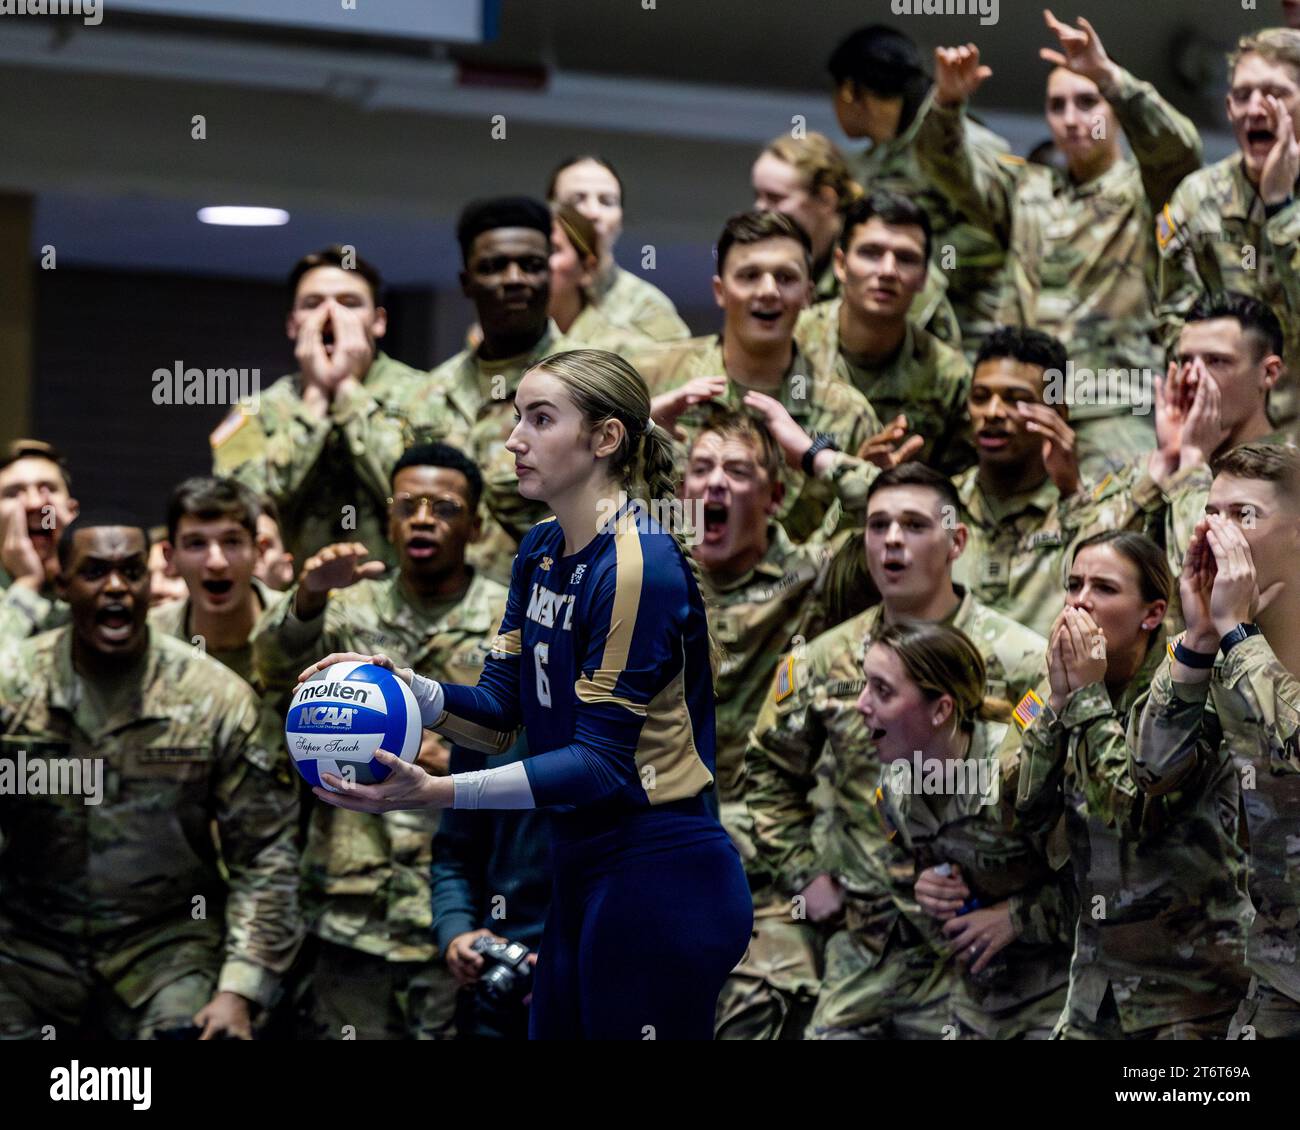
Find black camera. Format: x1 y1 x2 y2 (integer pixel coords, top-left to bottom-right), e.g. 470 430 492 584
470 936 533 1005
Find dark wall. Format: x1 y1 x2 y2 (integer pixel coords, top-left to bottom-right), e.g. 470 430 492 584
32 266 433 520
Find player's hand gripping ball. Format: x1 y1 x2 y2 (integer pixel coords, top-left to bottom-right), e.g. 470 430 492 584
285 660 421 791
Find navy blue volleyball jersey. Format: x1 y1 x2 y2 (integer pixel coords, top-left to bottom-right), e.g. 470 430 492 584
440 505 717 813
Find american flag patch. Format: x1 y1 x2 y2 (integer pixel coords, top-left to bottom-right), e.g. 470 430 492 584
209 405 250 447
1012 688 1044 731
774 654 796 703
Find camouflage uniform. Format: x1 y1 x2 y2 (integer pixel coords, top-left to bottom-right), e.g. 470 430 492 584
705 523 845 846
743 591 1046 1039
211 352 432 568
804 261 963 351
564 301 657 357
916 68 1203 476
0 628 302 1039
799 308 974 476
1133 634 1300 1039
633 335 881 544
949 466 1099 640
1011 635 1250 1039
590 263 691 343
847 95 1015 359
706 523 848 1041
252 570 507 1039
394 323 569 585
147 576 282 687
1084 459 1203 559
1157 154 1300 437
0 571 67 650
875 719 1074 1040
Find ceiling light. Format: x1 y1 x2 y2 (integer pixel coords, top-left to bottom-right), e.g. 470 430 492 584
197 206 290 226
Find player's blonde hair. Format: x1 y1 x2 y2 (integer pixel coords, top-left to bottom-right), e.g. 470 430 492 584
529 348 671 497
761 132 864 213
527 348 720 670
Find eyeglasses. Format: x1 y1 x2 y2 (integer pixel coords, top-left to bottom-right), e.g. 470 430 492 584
387 494 467 521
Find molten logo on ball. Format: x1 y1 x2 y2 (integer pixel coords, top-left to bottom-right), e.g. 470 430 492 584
285 662 421 791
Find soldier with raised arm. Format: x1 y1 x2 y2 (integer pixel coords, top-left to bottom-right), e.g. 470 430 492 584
916 10 1203 477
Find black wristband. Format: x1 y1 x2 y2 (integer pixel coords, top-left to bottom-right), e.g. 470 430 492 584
1172 640 1216 669
1220 622 1262 657
802 433 839 475
1265 197 1294 219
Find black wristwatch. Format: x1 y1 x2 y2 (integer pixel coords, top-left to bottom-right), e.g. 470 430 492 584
1172 639 1216 669
802 433 839 475
1219 622 1262 657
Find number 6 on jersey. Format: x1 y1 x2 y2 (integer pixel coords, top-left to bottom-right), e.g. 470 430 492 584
534 641 552 707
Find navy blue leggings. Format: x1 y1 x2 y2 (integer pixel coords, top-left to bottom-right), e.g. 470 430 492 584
528 822 752 1040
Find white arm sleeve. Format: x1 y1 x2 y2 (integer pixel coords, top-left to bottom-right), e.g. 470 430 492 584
451 761 537 810
410 672 446 726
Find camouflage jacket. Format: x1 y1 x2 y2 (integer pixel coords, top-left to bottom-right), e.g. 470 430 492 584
591 263 691 343
0 574 68 650
917 67 1202 418
701 523 848 871
0 627 302 1009
1012 634 1250 1030
879 719 1075 1036
564 300 658 357
802 260 963 351
210 352 431 567
252 569 507 961
744 585 1046 904
1133 634 1300 1004
848 94 1015 356
633 334 881 544
1157 153 1300 432
950 466 1099 639
799 311 974 475
147 576 283 688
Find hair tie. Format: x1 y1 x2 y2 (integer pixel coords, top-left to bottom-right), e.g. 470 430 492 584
644 418 655 436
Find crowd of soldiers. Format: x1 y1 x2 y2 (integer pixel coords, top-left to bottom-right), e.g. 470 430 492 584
1 9 1300 1040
